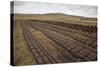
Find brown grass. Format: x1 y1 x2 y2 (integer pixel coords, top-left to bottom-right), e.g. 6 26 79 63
29 26 77 62
14 14 97 26
13 13 97 65
13 20 36 65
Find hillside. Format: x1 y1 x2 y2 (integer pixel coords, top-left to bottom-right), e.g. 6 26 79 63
13 13 97 26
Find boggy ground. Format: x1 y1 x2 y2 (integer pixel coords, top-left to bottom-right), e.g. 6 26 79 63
13 14 97 65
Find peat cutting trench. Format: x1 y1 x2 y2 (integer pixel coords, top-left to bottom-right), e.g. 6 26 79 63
20 20 97 64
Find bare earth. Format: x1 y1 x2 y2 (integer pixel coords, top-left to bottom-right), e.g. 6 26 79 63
13 13 97 66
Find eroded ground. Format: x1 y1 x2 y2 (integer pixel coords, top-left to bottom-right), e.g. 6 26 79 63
13 14 97 65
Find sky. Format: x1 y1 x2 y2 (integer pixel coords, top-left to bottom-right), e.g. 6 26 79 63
13 1 97 18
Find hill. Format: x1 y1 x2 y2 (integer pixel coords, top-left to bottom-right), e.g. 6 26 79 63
13 13 97 26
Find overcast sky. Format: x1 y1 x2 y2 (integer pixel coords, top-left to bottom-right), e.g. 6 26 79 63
13 1 97 18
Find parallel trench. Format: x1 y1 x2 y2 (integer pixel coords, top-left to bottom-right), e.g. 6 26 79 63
14 20 97 65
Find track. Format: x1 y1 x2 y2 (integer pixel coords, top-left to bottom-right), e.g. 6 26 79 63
21 22 61 64
29 21 97 49
28 21 97 61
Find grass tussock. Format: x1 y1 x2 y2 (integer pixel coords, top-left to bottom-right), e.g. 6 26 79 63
14 21 36 65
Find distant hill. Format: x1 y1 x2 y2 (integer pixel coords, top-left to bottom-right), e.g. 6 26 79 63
13 13 97 26
44 13 68 16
